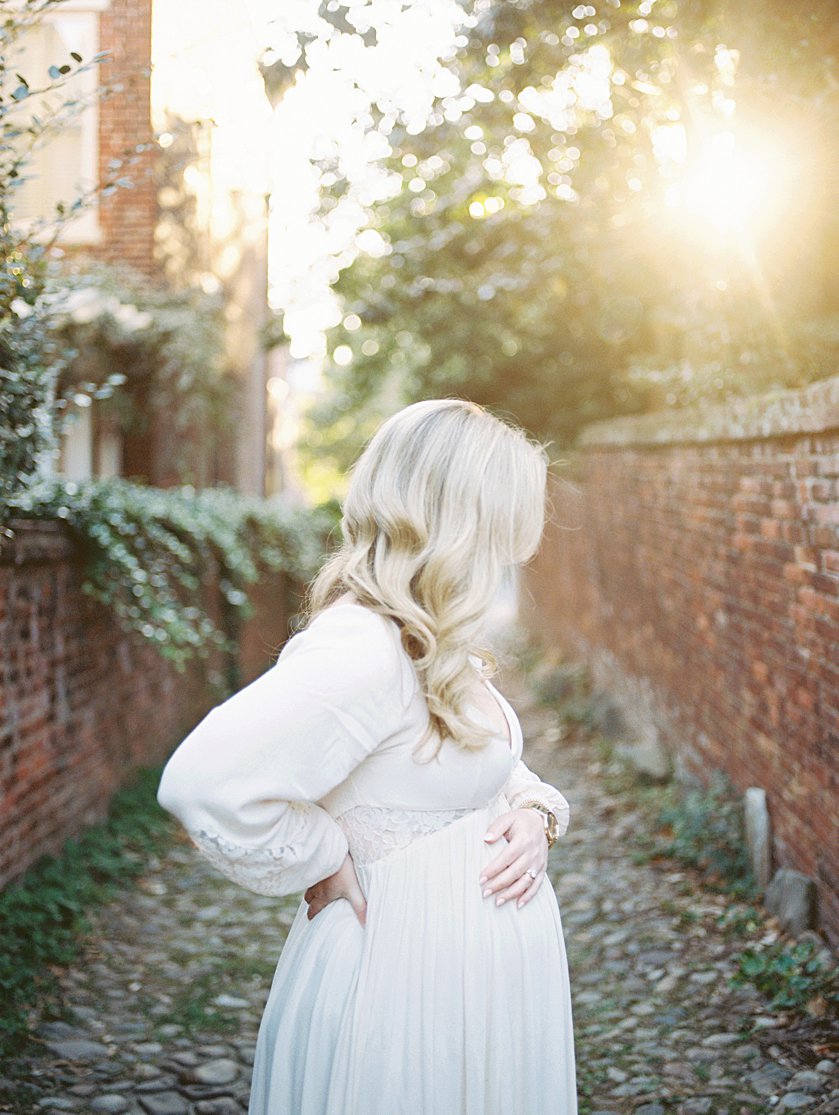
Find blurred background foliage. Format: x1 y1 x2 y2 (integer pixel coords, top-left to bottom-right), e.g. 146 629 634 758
285 0 839 469
44 260 234 485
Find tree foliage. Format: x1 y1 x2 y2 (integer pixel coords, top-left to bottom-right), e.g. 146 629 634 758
44 259 233 486
289 0 839 460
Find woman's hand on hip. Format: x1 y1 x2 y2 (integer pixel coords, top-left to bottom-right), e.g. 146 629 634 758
304 853 367 926
479 808 549 910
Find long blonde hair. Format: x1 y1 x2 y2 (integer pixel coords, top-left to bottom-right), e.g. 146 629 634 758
305 398 548 757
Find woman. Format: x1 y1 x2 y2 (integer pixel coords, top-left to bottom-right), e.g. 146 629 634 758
156 398 577 1114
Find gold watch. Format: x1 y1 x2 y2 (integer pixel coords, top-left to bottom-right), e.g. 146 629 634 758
520 801 559 849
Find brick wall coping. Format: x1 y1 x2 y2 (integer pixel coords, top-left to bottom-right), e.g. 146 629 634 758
0 518 77 567
579 371 839 449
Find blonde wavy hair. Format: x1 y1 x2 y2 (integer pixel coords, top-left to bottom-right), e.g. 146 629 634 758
305 398 548 758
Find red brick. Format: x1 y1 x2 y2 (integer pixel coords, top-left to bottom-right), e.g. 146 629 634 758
0 521 290 891
61 0 159 276
524 430 839 946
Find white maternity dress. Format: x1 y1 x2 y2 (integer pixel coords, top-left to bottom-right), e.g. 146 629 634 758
156 602 577 1114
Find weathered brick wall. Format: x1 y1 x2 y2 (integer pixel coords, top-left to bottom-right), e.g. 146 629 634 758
0 520 290 891
96 0 158 275
523 374 839 943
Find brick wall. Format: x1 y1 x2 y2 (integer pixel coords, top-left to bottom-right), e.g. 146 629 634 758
0 520 291 891
523 374 839 943
95 0 158 275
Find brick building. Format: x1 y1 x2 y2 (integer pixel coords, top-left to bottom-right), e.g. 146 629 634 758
97 0 158 274
10 0 271 495
12 0 157 273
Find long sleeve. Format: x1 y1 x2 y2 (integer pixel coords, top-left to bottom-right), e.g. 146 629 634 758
156 606 410 897
502 759 571 838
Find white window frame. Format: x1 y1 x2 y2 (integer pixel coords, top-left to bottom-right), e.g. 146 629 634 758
9 1 112 245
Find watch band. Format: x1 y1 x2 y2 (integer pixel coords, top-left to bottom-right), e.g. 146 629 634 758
519 800 559 848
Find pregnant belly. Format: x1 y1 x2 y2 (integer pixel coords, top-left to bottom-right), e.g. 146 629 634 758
353 796 565 961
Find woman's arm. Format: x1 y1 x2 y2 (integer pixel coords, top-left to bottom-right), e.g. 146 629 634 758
156 606 408 898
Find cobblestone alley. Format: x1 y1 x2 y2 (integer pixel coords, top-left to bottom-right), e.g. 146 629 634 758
5 674 838 1115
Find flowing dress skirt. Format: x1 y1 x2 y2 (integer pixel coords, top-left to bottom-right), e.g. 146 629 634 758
248 794 577 1114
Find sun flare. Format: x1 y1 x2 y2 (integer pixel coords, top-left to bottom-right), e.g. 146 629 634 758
655 125 782 237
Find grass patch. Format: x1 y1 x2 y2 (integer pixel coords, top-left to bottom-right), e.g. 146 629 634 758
531 660 601 734
149 968 240 1038
527 654 839 1025
147 952 275 1040
0 764 173 1062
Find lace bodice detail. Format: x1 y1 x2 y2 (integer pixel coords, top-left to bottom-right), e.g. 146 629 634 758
335 804 478 866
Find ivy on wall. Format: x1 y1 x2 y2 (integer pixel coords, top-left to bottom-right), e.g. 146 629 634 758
3 477 334 671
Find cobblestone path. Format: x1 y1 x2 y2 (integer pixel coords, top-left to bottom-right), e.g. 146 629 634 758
6 676 838 1115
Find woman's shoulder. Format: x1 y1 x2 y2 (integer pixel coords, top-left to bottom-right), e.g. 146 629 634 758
283 601 408 676
307 600 400 641
280 602 415 713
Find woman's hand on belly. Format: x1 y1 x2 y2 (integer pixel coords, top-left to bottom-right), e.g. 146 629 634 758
304 853 367 927
479 809 549 910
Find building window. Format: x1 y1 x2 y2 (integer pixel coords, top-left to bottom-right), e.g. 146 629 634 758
8 2 110 245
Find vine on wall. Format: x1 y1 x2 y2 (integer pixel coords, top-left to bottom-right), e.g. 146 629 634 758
3 477 333 671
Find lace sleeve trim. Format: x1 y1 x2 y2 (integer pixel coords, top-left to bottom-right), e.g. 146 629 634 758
183 801 316 897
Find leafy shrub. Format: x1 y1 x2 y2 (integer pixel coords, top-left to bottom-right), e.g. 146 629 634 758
654 773 756 898
532 661 601 732
45 260 232 454
732 937 839 1017
1 9 223 502
0 282 64 504
625 315 839 413
0 4 111 502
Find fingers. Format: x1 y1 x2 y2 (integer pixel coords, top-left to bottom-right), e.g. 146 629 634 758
479 842 520 886
515 869 545 909
306 891 367 924
306 895 326 920
349 894 367 927
481 852 531 900
480 830 544 887
305 877 368 926
483 811 516 845
479 813 548 908
493 870 533 908
487 863 545 908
